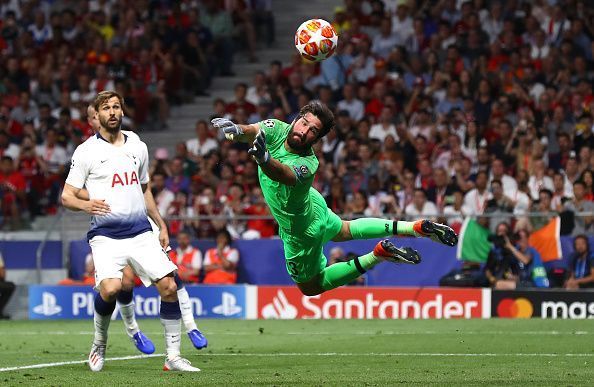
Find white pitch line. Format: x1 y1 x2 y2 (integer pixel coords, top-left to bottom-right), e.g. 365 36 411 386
0 353 164 372
0 330 590 336
2 352 592 372
203 353 594 357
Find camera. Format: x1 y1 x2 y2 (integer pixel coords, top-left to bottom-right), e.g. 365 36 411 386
488 234 506 248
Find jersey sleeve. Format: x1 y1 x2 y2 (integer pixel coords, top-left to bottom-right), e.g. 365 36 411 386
64 146 89 189
258 119 287 149
139 142 150 184
286 155 318 185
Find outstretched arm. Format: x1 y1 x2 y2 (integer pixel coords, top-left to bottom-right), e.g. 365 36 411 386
247 129 297 186
259 157 297 186
211 117 260 143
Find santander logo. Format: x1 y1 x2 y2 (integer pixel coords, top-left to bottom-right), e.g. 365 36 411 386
258 287 484 320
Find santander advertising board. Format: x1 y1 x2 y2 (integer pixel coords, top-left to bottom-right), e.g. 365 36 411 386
258 287 487 320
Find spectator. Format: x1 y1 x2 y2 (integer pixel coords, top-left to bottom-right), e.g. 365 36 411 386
200 0 235 76
336 83 364 121
243 186 275 239
443 190 465 233
436 80 464 117
170 231 202 284
0 131 19 160
59 253 95 286
203 229 240 284
463 170 490 215
225 83 256 116
151 172 175 217
527 159 554 200
426 167 455 213
369 106 397 142
551 171 572 211
165 157 191 195
484 222 516 289
9 91 38 124
564 181 594 236
0 155 26 228
405 188 438 219
371 18 399 59
580 169 594 200
489 158 518 196
565 235 594 289
345 190 370 218
366 175 399 217
391 1 413 43
325 176 347 214
186 120 218 158
490 229 549 290
0 251 15 319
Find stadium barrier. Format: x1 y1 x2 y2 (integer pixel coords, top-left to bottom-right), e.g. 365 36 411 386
65 235 591 286
25 284 593 320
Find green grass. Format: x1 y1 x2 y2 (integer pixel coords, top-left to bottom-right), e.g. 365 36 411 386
0 319 592 386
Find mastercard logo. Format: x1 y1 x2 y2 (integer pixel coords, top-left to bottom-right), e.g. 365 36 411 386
497 298 533 318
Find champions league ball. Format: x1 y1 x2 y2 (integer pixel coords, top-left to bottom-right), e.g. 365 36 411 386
294 19 338 62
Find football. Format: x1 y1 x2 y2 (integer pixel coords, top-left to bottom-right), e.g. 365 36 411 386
294 18 338 62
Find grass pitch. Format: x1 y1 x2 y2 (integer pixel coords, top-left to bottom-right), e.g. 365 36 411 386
0 319 592 386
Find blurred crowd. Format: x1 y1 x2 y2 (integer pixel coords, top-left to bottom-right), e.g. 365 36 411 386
1 0 594 243
150 0 594 240
0 0 274 229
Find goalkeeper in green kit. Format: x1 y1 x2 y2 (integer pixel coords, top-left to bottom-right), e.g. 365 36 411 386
212 101 457 296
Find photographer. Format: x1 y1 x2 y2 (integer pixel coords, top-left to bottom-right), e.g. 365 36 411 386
484 222 519 289
485 224 549 289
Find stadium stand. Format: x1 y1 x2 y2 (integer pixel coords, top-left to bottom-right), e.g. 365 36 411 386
1 0 593 292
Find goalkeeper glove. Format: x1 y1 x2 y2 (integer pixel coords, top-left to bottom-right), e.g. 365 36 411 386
248 130 270 164
211 117 243 140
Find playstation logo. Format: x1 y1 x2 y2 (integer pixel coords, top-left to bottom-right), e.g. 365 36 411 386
212 292 242 316
32 292 62 316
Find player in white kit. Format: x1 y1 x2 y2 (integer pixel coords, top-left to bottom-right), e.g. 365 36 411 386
62 91 199 372
80 105 207 353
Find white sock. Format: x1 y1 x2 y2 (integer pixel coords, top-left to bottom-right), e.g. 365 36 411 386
177 287 198 332
161 318 182 360
93 311 111 346
119 302 139 337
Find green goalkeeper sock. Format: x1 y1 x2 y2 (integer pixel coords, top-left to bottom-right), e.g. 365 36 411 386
396 221 421 236
349 218 395 239
320 252 380 291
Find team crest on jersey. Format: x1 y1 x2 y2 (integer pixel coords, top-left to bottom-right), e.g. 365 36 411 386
263 119 275 128
70 159 75 169
293 165 310 180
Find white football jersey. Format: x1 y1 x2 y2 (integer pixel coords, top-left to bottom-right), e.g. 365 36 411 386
66 132 152 240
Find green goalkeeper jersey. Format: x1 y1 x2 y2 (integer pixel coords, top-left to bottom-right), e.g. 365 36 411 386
257 119 319 236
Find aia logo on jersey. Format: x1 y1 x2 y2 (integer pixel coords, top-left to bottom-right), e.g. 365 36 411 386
111 171 139 187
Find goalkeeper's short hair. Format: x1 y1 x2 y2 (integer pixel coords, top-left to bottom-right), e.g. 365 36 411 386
298 100 335 139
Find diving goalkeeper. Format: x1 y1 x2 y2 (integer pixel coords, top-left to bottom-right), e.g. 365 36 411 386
212 101 457 296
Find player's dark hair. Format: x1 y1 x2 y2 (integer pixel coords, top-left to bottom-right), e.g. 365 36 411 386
93 90 125 111
298 100 335 139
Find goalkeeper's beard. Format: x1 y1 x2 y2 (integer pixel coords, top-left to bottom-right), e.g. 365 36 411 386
287 127 310 153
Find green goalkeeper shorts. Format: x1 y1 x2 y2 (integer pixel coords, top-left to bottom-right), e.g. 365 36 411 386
279 202 343 284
